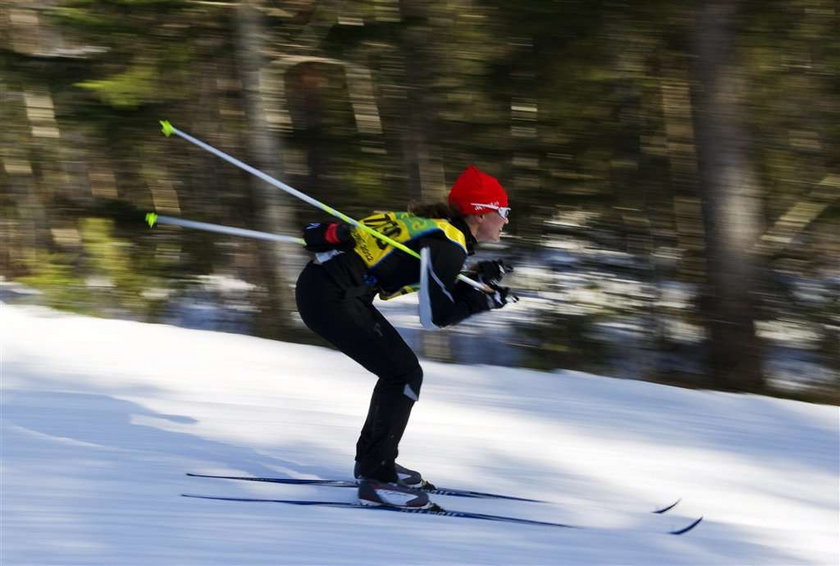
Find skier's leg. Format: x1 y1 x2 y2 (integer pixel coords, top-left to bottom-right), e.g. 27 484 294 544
296 263 423 482
354 366 421 481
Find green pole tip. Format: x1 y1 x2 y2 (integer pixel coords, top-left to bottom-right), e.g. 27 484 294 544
159 120 175 137
145 212 158 227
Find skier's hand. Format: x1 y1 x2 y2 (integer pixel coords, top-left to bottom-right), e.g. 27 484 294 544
473 259 514 285
486 283 518 310
303 222 355 252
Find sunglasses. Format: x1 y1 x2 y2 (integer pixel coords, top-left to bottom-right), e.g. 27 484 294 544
470 203 511 219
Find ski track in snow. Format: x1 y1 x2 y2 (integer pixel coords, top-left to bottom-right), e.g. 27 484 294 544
1 303 838 565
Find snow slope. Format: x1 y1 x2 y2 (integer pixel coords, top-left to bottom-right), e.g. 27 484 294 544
2 304 838 565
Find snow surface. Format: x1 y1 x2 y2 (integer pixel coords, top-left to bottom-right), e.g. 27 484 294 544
2 303 838 566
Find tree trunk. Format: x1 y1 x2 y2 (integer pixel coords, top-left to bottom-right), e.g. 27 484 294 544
398 0 445 203
690 0 765 392
234 0 299 338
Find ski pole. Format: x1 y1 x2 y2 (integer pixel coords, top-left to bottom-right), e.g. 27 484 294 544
145 213 305 245
146 212 513 301
159 120 488 292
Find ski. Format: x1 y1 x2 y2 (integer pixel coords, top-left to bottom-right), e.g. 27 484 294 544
186 473 682 514
181 493 704 535
186 472 543 502
653 498 681 514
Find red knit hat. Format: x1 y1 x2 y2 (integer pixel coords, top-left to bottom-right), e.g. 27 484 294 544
448 165 509 216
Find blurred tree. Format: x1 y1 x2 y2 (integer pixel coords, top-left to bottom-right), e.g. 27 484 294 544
2 0 836 397
690 0 765 392
395 0 446 203
234 0 299 337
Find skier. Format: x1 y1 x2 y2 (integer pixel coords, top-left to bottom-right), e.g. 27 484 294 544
295 165 516 509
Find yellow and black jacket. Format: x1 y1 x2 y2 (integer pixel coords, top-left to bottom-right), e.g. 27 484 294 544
305 212 491 327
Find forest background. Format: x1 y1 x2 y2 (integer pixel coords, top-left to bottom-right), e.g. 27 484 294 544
1 0 837 402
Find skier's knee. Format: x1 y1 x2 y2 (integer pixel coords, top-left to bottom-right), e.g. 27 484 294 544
402 366 423 401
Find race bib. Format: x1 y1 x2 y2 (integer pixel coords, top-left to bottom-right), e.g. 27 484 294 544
351 212 466 299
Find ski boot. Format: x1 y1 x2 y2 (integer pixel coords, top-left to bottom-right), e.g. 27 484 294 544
354 462 436 490
394 463 436 490
357 478 432 509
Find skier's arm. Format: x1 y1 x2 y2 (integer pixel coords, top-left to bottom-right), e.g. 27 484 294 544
419 238 500 327
302 221 354 252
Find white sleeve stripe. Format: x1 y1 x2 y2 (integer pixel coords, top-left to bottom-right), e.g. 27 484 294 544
419 247 452 329
419 247 437 329
429 263 454 303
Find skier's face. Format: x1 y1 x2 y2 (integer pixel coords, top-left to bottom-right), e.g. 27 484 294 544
472 210 509 243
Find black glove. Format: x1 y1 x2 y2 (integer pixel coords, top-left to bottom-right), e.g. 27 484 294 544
473 259 514 285
303 222 355 253
486 283 518 310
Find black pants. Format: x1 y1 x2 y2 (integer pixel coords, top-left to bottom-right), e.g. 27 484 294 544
295 259 422 483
